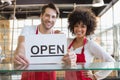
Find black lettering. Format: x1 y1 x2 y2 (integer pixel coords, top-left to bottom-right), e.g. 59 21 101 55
41 45 47 54
57 45 64 54
49 45 55 54
31 45 39 54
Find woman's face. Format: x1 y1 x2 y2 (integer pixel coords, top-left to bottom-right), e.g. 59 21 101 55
73 22 87 38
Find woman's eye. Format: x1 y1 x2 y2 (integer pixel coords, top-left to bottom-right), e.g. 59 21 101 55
82 25 86 28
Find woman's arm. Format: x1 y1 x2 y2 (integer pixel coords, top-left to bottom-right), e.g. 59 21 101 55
89 40 115 80
89 40 115 62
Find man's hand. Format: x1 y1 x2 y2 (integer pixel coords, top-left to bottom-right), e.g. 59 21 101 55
14 36 29 65
14 52 29 65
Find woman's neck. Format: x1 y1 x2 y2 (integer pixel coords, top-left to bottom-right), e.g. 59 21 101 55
75 37 84 44
72 37 84 49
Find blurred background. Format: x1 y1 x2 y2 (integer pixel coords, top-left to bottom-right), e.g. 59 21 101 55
0 0 120 80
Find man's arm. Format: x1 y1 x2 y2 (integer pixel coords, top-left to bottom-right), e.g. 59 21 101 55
14 36 29 65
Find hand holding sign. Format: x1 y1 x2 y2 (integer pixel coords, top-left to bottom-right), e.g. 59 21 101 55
62 49 77 67
25 34 67 64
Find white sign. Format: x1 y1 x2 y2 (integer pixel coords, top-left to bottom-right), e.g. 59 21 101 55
25 34 67 64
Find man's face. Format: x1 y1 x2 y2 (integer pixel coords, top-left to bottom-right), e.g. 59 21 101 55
41 8 57 30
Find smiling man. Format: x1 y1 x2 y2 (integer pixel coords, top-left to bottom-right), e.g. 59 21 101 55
14 3 60 80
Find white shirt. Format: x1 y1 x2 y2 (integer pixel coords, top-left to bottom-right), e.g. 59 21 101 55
20 26 115 80
68 38 115 80
20 26 37 36
20 26 54 36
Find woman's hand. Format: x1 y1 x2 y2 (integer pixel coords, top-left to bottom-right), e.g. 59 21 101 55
82 70 97 80
62 50 76 65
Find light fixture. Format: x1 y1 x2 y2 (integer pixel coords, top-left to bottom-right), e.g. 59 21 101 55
92 0 104 7
1 0 12 5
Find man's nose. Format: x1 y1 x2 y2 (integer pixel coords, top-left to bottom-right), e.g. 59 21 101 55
48 16 52 21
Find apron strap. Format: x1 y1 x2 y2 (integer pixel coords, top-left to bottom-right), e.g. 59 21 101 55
68 38 75 49
36 26 39 34
36 26 54 34
68 37 87 50
81 37 87 54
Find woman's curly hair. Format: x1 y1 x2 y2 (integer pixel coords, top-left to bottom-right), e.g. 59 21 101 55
68 8 97 36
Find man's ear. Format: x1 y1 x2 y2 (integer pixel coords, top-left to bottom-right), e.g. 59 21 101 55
40 13 42 18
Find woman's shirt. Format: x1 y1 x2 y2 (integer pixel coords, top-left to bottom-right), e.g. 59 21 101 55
68 38 115 62
67 38 115 80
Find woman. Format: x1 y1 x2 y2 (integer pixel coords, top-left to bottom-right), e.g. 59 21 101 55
62 8 115 80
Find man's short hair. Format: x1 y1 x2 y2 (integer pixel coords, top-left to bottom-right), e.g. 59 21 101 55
41 3 60 18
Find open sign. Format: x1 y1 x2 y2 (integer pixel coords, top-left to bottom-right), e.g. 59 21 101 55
25 34 67 64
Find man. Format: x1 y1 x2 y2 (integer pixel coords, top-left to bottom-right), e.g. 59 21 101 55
14 3 60 80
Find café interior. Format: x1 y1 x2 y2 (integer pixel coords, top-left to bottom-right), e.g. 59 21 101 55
0 0 120 80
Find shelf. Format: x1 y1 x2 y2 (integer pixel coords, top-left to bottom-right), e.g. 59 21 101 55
0 62 120 72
